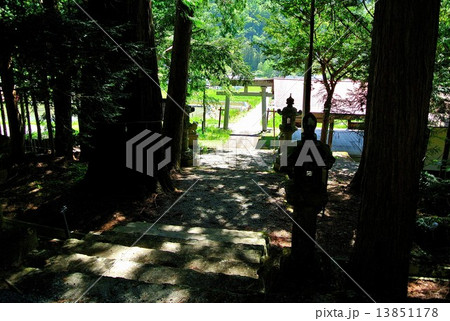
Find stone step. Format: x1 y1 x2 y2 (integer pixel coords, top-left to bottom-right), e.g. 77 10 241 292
62 239 260 278
83 233 263 264
107 222 268 255
6 269 259 303
46 253 264 294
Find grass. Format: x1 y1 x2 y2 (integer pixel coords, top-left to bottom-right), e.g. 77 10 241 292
188 85 275 145
190 96 256 143
191 112 235 143
25 131 50 140
25 128 80 140
265 111 282 136
197 127 231 142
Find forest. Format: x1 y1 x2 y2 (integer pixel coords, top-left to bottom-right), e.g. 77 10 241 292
0 0 449 305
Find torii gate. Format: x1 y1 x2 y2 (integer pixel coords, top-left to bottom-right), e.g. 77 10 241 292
217 78 274 132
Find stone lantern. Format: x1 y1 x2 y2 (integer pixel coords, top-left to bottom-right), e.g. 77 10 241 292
277 95 301 141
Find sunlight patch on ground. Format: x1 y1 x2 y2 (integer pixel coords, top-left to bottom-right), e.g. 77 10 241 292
98 212 127 232
61 273 89 302
408 279 449 300
159 242 182 253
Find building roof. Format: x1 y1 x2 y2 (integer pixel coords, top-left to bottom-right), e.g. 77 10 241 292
273 77 366 115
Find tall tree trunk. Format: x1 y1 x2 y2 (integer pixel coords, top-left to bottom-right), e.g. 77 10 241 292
0 92 8 135
440 121 450 178
18 94 27 142
124 0 163 131
303 0 315 115
320 89 334 143
351 0 441 302
53 74 73 158
86 0 169 191
77 88 94 162
137 0 162 131
42 0 73 159
349 10 378 193
163 0 194 169
24 93 34 151
31 94 43 146
43 89 55 155
202 85 207 134
0 56 24 162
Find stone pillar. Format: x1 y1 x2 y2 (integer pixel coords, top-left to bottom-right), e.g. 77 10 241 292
223 94 230 130
261 86 267 132
182 106 191 154
181 106 196 167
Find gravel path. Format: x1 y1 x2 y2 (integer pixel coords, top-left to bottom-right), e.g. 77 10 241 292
138 102 361 256
228 101 266 135
141 139 360 261
153 149 292 234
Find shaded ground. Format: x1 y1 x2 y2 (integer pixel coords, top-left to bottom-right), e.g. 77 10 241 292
144 150 290 233
1 146 448 302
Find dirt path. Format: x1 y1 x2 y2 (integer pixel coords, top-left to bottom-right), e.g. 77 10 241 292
149 101 292 235
141 143 361 257
226 98 271 150
152 149 291 234
228 101 266 135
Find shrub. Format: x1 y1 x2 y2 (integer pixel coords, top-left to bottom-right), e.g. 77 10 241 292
419 172 450 217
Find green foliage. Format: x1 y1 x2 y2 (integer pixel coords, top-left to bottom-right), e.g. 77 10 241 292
67 161 88 184
419 172 450 217
259 0 372 81
188 0 252 91
1 0 159 155
416 216 445 230
257 0 309 75
197 126 232 141
239 0 279 76
154 0 252 90
430 0 450 116
254 60 275 78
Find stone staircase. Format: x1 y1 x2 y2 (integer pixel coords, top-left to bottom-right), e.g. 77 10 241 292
4 222 268 302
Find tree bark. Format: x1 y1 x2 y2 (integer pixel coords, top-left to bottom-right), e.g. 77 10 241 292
77 90 94 162
440 121 450 178
163 0 194 169
126 0 163 130
349 8 378 193
53 74 73 158
320 88 334 143
0 55 24 162
202 85 206 134
351 0 441 302
0 92 8 135
24 93 34 150
134 0 172 191
86 0 169 191
43 89 55 155
303 0 315 115
31 93 42 145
